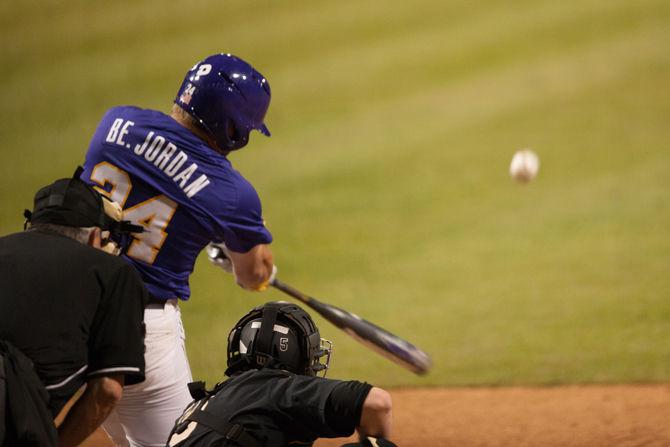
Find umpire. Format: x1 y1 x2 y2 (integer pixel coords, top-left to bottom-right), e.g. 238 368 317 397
0 171 147 446
166 301 395 447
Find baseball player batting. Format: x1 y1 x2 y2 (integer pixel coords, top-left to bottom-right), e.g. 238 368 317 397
80 53 277 446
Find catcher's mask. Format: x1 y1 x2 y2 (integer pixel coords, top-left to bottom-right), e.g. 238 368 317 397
23 167 143 255
226 301 332 377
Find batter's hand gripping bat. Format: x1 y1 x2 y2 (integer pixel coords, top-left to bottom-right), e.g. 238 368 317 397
270 278 432 375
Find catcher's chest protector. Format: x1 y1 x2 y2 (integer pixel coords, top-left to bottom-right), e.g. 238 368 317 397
168 381 261 447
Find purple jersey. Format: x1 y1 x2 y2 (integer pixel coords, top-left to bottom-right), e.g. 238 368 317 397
82 106 272 301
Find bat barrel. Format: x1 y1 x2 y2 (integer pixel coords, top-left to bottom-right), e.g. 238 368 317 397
270 277 432 375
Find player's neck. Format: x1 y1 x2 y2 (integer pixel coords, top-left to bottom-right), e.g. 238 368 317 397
170 105 228 156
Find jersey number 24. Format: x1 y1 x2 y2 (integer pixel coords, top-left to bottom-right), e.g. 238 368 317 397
90 161 177 264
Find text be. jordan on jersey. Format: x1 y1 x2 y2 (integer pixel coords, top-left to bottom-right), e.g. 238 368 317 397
106 118 211 199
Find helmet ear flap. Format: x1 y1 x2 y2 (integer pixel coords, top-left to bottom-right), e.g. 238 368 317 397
221 117 250 152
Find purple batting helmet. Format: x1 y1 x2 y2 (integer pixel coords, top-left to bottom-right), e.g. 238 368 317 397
175 53 271 151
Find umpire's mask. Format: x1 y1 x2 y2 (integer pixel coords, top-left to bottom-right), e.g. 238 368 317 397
23 167 143 255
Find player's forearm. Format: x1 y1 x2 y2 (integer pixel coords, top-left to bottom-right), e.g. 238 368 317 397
57 375 123 447
357 387 393 439
228 244 275 290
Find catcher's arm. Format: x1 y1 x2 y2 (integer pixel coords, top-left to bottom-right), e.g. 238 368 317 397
207 242 275 291
358 387 393 439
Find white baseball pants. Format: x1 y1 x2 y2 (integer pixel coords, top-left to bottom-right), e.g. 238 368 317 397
103 299 193 447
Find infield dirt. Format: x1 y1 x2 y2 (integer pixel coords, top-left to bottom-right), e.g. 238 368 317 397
80 384 670 446
317 384 670 447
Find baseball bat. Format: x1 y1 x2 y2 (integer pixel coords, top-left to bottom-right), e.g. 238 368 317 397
270 278 432 375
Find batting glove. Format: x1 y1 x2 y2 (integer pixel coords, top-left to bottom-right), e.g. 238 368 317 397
206 242 233 273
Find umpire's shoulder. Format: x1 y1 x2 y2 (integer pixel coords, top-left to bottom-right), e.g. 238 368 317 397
70 241 141 280
87 250 147 305
97 251 143 281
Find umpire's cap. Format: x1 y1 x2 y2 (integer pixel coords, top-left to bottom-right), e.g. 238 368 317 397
24 167 142 235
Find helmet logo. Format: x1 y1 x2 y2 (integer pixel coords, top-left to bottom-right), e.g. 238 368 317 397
279 337 289 352
192 64 212 81
179 84 196 105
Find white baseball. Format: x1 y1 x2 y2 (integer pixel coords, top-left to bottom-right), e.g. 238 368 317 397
509 149 540 183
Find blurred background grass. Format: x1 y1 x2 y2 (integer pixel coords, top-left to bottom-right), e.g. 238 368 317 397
1 0 668 387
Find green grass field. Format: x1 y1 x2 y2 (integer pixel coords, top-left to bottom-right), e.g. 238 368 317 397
1 0 669 387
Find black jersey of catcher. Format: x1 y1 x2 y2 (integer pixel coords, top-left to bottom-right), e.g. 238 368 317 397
168 369 372 447
0 229 147 416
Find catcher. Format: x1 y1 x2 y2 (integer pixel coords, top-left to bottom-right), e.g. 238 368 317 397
165 301 395 447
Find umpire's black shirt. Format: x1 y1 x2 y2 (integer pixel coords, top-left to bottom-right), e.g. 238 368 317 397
170 368 373 446
0 229 147 416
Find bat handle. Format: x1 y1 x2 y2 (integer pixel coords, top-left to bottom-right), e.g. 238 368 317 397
270 278 311 304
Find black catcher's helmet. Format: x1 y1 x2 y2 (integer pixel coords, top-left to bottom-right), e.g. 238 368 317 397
226 302 332 377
